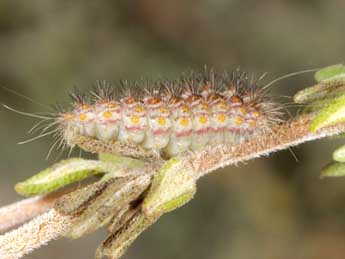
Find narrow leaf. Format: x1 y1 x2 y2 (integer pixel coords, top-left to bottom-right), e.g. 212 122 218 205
15 158 136 196
294 80 345 104
333 144 345 162
310 94 345 132
321 162 345 178
315 64 345 82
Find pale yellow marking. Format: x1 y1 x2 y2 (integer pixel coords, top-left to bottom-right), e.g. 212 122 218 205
180 117 190 127
63 113 74 120
134 105 144 113
198 115 208 124
253 110 260 118
201 103 209 111
181 106 190 113
235 116 243 125
157 117 166 126
131 115 140 125
109 103 118 109
220 101 228 110
103 111 112 119
217 114 226 123
82 105 91 110
79 114 87 121
160 107 169 113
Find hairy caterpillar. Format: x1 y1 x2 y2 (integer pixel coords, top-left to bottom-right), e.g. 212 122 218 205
48 69 281 158
5 69 284 159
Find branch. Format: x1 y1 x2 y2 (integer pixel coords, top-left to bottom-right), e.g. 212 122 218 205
190 113 345 179
1 113 345 259
0 183 92 234
0 196 55 234
0 209 75 259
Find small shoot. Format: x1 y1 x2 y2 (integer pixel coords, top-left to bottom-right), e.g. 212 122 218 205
15 156 144 196
333 144 345 162
314 64 345 82
294 64 345 105
321 162 345 178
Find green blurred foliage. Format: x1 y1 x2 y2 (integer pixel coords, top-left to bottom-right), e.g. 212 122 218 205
1 1 345 258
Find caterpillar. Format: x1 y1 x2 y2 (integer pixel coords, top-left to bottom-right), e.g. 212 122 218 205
39 69 281 159
4 69 282 159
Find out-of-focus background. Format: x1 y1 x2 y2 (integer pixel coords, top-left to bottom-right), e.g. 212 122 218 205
1 1 345 258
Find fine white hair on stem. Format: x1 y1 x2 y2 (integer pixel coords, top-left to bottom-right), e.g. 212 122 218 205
0 209 74 259
0 196 54 234
0 184 82 234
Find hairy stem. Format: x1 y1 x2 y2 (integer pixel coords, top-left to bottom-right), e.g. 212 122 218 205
190 113 345 179
0 209 75 259
0 183 92 234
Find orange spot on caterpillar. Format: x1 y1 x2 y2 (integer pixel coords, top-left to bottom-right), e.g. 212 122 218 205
108 102 119 109
198 115 208 124
130 115 141 125
79 114 87 121
240 105 247 114
207 93 220 102
124 97 136 105
159 107 169 113
157 117 166 126
134 105 144 113
217 114 226 123
201 103 209 111
181 106 190 113
63 113 74 121
229 95 243 105
171 97 182 104
180 117 190 127
187 94 202 103
235 116 243 125
219 101 228 110
146 98 161 105
103 111 112 119
81 105 91 110
252 110 260 118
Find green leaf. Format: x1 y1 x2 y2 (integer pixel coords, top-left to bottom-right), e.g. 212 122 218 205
333 144 345 162
321 162 345 178
294 65 345 104
302 98 335 113
315 64 345 82
15 158 138 196
310 94 345 132
294 81 345 104
142 157 196 217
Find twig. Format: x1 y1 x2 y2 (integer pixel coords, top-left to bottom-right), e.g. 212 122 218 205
190 114 345 178
0 196 55 234
0 209 75 259
0 183 93 234
1 113 345 259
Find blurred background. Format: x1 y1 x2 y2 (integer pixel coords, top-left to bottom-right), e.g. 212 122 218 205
1 1 345 258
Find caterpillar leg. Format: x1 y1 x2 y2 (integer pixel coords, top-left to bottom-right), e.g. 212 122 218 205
70 134 163 162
